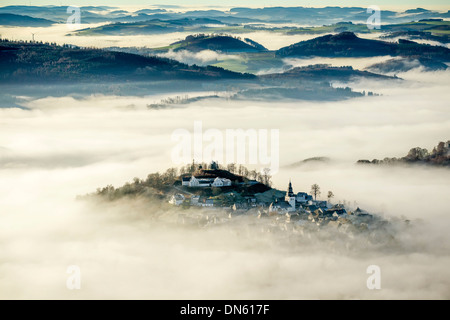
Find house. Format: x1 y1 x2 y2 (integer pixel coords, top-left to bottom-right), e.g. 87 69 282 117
326 206 347 216
169 194 185 206
313 200 329 209
182 175 231 188
188 176 215 187
302 204 319 213
190 195 200 205
285 211 300 222
351 207 373 222
201 198 214 207
232 202 249 210
244 196 257 207
211 177 232 187
296 192 313 203
268 200 293 215
353 207 371 216
181 177 191 186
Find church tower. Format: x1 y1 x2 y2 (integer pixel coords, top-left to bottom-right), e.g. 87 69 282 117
285 180 296 211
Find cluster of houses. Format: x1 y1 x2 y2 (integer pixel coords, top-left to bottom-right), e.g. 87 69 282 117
170 173 362 217
168 171 376 230
169 193 214 207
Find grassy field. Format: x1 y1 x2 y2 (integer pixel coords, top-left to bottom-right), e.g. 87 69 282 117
212 52 283 74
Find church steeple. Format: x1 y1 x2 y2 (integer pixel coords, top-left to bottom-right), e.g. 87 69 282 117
285 179 296 211
287 179 294 197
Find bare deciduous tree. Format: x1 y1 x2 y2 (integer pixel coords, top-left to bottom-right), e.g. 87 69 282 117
311 184 321 200
327 191 334 202
262 168 272 187
227 163 236 173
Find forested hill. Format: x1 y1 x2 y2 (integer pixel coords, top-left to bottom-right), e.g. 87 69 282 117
0 13 55 27
357 140 450 167
155 34 268 53
276 32 450 61
0 40 255 83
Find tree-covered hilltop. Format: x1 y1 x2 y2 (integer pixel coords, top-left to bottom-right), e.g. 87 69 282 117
381 30 449 44
276 32 450 62
0 39 255 83
260 64 396 81
84 162 400 240
154 34 268 53
88 162 273 202
366 57 448 73
357 140 450 166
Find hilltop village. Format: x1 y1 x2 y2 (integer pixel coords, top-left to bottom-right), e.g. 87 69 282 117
166 161 379 231
90 161 394 234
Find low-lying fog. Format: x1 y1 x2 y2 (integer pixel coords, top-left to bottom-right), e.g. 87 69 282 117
0 24 374 50
0 68 449 299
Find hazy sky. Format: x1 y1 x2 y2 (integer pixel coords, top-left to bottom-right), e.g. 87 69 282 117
2 0 449 10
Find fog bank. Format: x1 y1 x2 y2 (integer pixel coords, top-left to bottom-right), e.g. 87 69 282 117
0 68 449 299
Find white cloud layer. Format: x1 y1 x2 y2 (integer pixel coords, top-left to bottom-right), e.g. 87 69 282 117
0 68 449 299
157 49 240 66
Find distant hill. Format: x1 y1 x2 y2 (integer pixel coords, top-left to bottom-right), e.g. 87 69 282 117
285 157 331 168
284 20 450 40
0 40 255 83
1 5 449 28
285 21 372 35
261 64 396 81
381 30 449 44
276 32 450 61
357 140 450 167
366 57 448 73
0 5 127 24
382 20 450 39
0 13 55 27
75 18 228 36
154 34 268 53
229 6 399 24
232 85 365 102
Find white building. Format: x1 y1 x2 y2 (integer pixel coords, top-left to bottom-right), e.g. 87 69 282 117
268 200 292 214
201 199 214 207
190 195 200 205
296 192 312 203
169 194 185 206
190 176 213 187
211 177 232 187
181 177 191 186
182 176 231 188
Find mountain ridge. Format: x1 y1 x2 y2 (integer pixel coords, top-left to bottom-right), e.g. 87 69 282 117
276 32 450 61
0 13 55 27
0 39 255 83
